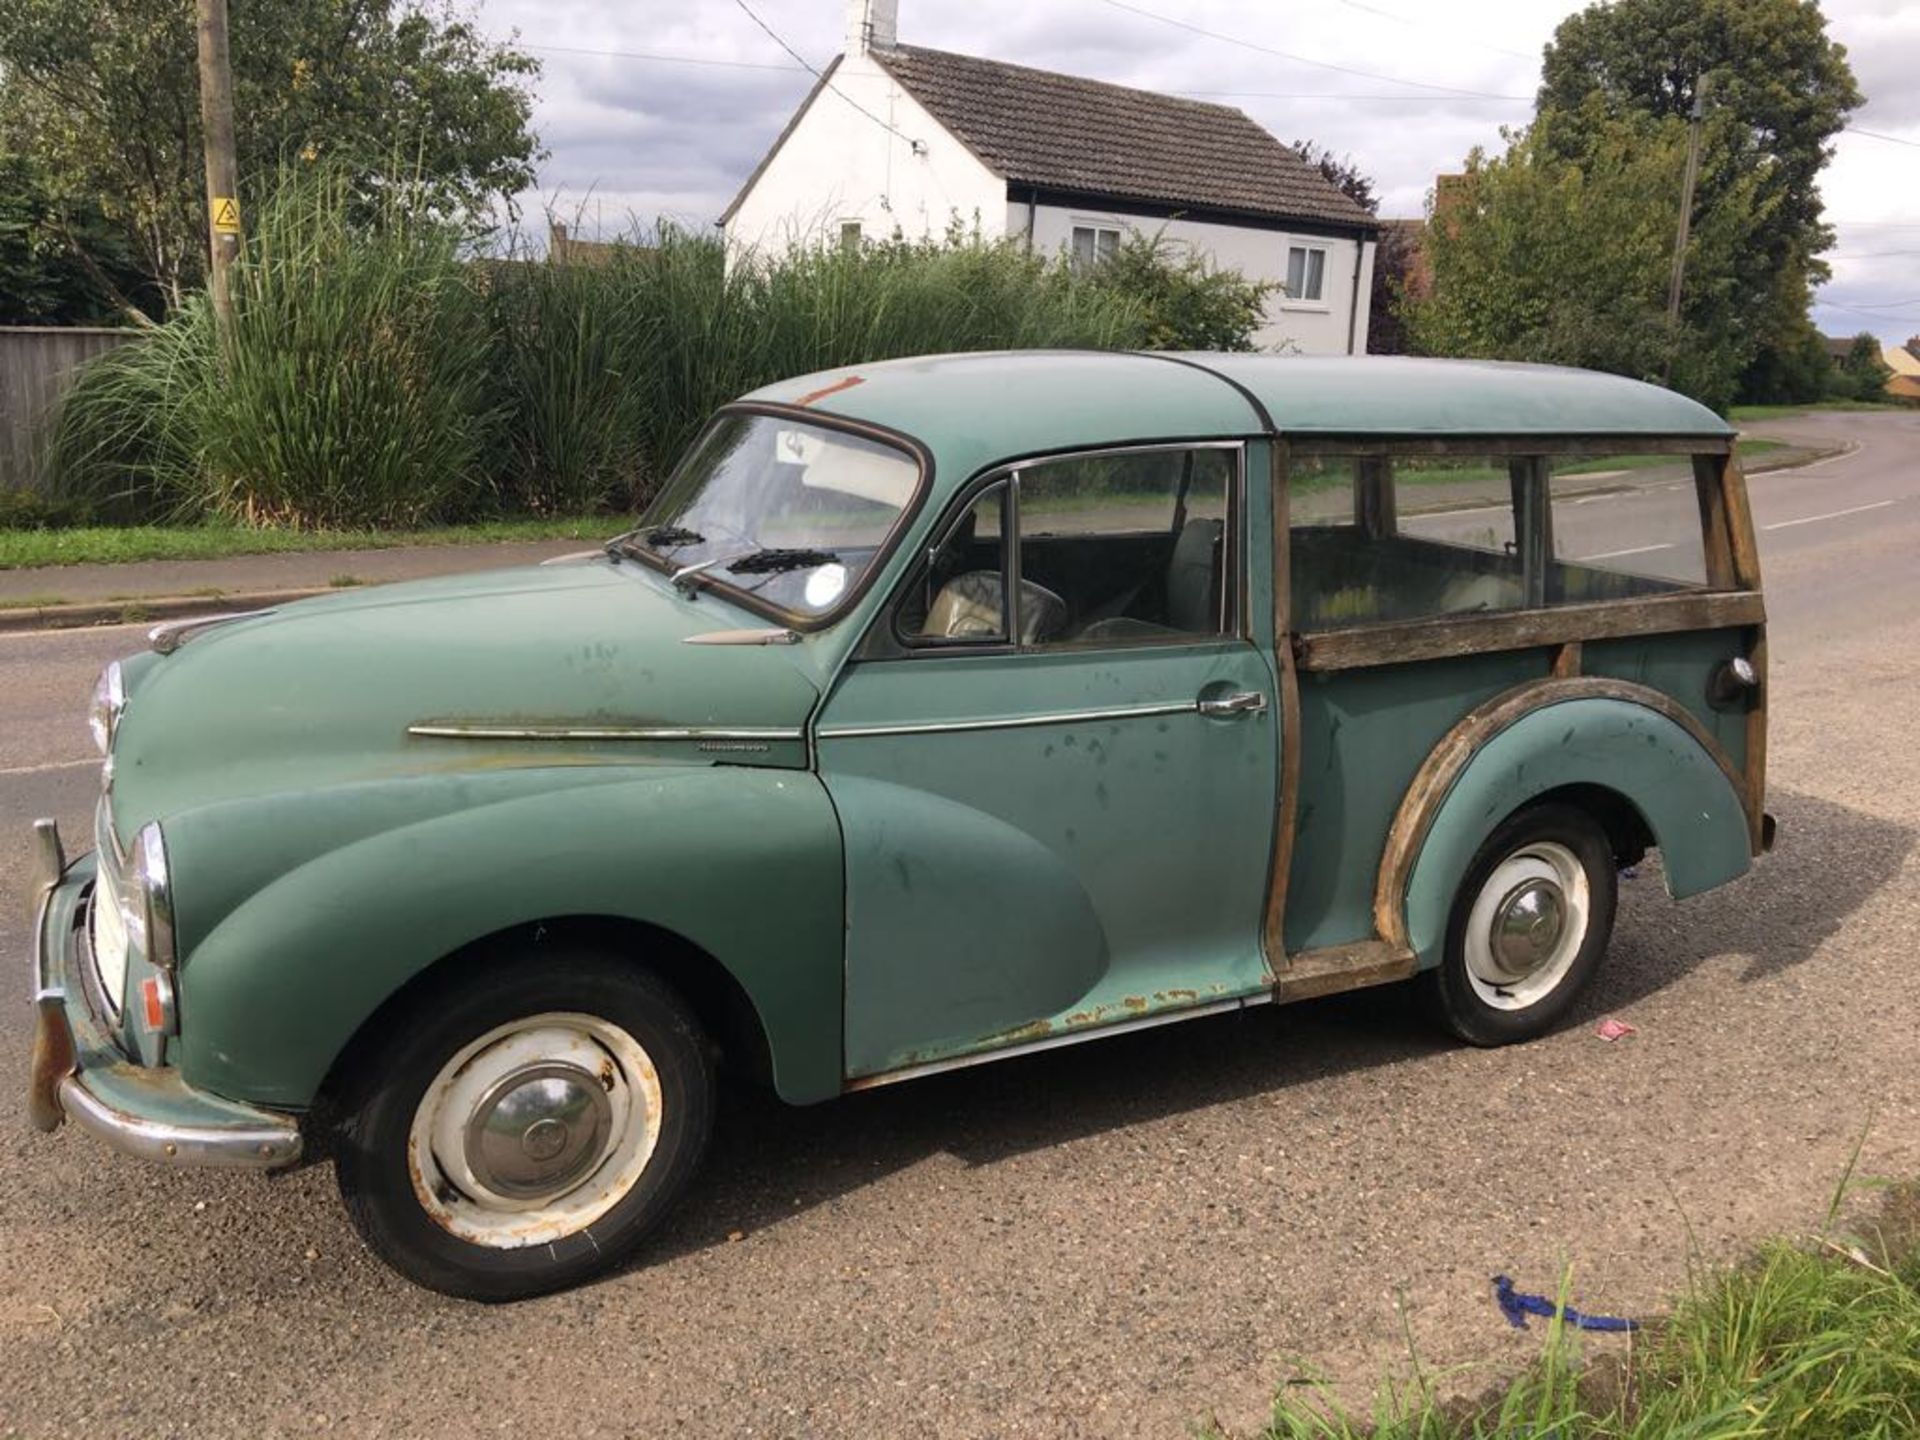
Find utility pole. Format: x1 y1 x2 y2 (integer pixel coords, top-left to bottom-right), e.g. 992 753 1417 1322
1666 77 1709 326
195 0 241 337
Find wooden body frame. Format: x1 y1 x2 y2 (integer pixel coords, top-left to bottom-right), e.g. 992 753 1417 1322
1263 437 1766 990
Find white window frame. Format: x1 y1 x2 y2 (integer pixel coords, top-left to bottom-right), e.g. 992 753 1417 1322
1070 223 1122 270
839 219 863 251
1283 241 1331 309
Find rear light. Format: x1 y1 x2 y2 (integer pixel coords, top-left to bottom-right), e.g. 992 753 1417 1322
139 973 177 1036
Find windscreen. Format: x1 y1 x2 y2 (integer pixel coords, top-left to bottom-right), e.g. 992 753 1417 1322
636 414 920 620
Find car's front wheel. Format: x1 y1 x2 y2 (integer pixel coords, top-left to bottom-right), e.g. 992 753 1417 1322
335 949 713 1300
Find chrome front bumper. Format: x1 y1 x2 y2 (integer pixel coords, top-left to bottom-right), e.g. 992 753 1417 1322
27 818 303 1169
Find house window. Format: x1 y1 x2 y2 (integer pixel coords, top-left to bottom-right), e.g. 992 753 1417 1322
840 220 862 251
1285 244 1328 303
1071 224 1121 270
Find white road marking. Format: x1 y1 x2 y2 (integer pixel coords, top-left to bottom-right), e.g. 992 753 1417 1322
1577 543 1675 561
1762 499 1896 532
0 757 100 778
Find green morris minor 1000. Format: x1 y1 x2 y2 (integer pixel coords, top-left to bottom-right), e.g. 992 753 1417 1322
26 353 1773 1299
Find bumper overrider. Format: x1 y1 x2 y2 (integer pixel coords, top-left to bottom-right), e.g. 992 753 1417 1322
26 818 302 1169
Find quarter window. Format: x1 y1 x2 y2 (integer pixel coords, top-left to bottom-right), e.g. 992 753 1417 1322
1290 452 1714 630
1285 244 1327 303
903 447 1236 649
1071 224 1121 270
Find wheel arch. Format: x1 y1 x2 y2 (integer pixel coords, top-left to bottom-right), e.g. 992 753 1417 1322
312 914 777 1125
1378 679 1753 968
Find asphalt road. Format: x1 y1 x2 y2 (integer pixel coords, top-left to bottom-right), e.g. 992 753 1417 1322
3 410 1917 1438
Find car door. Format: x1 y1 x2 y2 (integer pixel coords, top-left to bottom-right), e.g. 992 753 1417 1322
814 441 1281 1080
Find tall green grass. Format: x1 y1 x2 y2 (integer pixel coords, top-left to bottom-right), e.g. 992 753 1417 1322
1248 1183 1920 1438
42 177 1254 530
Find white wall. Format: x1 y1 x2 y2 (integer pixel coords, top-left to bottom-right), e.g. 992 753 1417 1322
723 51 1008 257
1020 201 1376 354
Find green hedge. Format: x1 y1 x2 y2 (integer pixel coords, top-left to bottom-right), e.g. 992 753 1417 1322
41 170 1272 530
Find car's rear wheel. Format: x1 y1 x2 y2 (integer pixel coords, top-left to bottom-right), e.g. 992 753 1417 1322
335 948 712 1301
1424 803 1617 1046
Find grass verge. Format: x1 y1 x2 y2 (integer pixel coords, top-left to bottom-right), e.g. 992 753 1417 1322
1729 400 1903 422
0 516 610 571
1240 1180 1920 1438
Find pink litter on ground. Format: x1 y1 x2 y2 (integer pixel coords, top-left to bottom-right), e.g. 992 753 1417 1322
1596 1018 1637 1041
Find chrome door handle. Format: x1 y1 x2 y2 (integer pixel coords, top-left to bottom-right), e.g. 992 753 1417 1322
1196 690 1268 718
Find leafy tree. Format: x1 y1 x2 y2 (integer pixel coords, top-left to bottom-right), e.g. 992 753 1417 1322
1537 0 1861 398
1364 221 1418 356
1406 103 1771 412
0 148 154 322
1828 332 1891 402
1293 140 1377 215
1087 230 1275 351
0 0 540 308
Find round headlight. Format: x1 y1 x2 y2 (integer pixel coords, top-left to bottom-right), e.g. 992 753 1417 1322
127 821 177 972
88 661 126 755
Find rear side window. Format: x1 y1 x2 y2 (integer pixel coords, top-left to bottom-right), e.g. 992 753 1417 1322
1290 451 1716 631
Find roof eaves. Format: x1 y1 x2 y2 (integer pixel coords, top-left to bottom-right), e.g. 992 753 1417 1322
718 55 844 228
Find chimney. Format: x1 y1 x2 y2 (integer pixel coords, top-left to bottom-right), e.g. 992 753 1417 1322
845 0 898 55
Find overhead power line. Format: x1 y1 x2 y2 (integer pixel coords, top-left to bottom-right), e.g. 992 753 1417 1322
518 42 804 73
726 0 926 151
1817 298 1920 322
1093 0 1526 101
1181 89 1526 104
1843 126 1920 150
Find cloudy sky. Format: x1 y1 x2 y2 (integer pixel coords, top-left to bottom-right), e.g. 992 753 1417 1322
477 0 1920 345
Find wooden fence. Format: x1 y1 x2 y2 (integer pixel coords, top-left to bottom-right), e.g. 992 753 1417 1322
1 326 142 494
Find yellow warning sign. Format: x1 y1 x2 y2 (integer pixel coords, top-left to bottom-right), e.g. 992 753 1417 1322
211 196 241 234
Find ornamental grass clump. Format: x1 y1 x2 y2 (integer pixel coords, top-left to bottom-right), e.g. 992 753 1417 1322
194 166 500 528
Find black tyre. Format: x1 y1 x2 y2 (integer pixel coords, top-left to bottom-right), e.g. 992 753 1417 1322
335 947 713 1301
1423 803 1617 1046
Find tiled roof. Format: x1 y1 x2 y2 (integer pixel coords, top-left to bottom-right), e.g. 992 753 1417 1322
873 44 1375 230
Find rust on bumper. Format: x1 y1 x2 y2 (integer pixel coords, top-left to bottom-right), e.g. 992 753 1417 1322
25 817 303 1170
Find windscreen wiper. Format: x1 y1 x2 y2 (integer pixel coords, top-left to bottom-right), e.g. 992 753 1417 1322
726 547 840 575
604 524 706 564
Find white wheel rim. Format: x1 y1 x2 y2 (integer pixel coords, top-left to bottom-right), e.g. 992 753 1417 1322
1462 841 1590 1011
407 1012 663 1250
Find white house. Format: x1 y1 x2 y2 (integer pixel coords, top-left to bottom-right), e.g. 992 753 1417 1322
720 0 1380 353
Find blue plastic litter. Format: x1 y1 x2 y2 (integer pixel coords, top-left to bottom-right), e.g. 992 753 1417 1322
1493 1275 1638 1332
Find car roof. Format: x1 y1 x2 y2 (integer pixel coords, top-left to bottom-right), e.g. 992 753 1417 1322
742 351 1735 489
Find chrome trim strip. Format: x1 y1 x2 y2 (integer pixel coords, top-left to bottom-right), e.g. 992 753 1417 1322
56 1073 302 1169
844 992 1273 1092
407 723 805 743
148 608 274 655
683 627 802 646
817 699 1199 741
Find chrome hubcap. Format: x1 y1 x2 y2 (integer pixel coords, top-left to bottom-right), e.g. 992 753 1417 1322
1487 878 1567 981
1462 841 1591 1012
407 1013 664 1250
466 1063 613 1202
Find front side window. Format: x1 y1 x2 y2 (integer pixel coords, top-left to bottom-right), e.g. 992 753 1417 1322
1285 244 1327 302
1071 224 1121 270
636 413 921 622
904 447 1235 648
1290 451 1714 631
